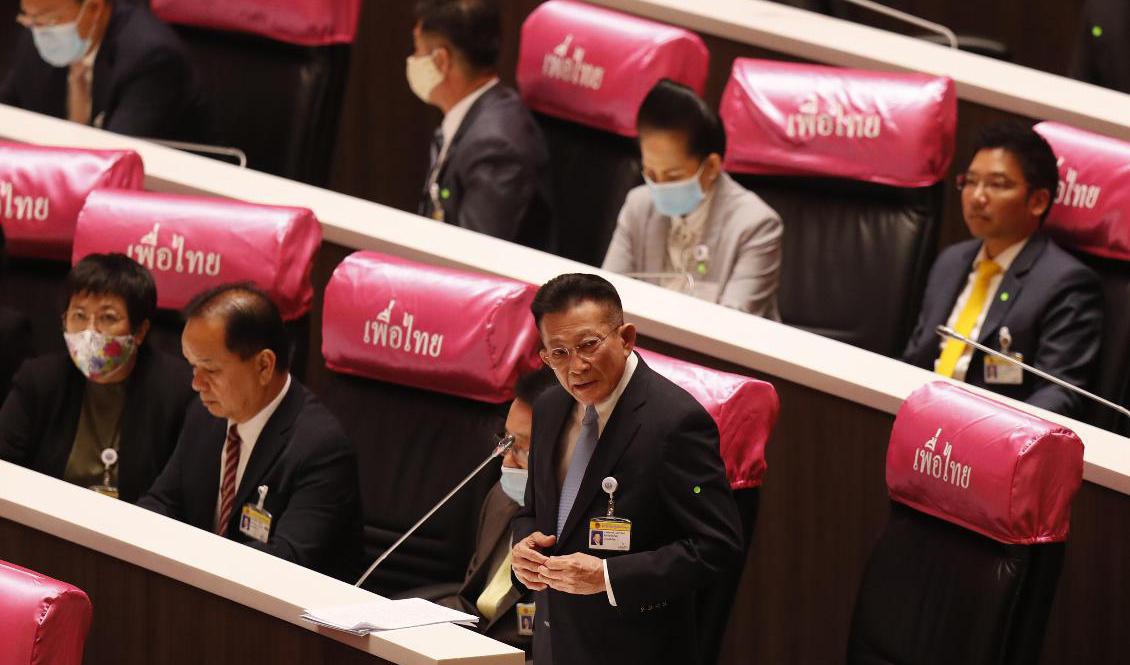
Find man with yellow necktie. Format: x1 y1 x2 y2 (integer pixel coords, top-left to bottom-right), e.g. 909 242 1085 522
902 121 1102 418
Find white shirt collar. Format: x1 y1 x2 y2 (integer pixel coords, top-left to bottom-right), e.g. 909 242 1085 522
440 77 499 151
974 237 1029 273
229 374 291 449
589 351 639 435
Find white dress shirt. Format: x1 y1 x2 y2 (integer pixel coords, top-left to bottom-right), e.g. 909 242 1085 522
214 375 292 525
936 238 1028 381
554 352 639 607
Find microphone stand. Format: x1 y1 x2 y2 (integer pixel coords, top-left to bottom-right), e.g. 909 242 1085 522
354 434 516 589
935 325 1130 419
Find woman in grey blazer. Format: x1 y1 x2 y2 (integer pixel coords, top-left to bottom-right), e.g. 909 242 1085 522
602 80 783 320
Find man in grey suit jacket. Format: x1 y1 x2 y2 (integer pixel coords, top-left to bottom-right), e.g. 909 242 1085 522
408 0 552 250
603 80 782 319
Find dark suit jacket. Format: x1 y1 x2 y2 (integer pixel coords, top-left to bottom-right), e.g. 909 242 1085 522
0 0 208 141
512 356 743 665
418 84 553 251
139 379 363 580
0 345 194 503
0 307 31 405
902 233 1103 417
444 482 530 654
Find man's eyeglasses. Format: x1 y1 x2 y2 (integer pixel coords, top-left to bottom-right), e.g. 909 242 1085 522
955 173 1024 195
540 326 620 368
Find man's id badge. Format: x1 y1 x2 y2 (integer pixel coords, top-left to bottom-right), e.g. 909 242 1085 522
239 485 272 543
589 517 631 551
984 354 1023 384
516 602 535 637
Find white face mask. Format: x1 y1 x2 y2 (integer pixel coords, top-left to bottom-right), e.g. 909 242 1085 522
405 51 444 103
31 2 93 68
63 329 137 381
499 465 528 506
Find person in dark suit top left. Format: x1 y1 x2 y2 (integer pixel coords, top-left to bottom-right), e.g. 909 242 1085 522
0 0 208 141
409 0 553 250
0 253 194 503
139 283 362 580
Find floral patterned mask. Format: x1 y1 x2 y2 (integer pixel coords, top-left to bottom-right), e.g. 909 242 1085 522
63 329 137 380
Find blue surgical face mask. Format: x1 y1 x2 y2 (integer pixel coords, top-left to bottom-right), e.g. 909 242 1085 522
31 3 92 68
644 161 707 218
500 465 528 506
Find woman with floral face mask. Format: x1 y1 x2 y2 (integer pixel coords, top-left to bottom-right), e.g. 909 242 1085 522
0 253 194 502
602 79 784 320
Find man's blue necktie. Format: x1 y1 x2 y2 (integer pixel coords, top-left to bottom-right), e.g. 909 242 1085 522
557 405 599 538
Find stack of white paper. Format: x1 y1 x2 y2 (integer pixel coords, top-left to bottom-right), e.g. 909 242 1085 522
300 597 479 636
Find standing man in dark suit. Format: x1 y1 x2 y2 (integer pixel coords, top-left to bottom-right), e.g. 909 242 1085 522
0 253 193 503
510 273 743 665
408 0 553 250
139 283 362 580
0 0 208 141
903 122 1103 418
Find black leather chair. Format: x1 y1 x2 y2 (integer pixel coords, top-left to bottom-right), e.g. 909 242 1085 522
733 175 942 356
158 23 351 186
1067 252 1130 435
0 305 32 403
848 381 1084 665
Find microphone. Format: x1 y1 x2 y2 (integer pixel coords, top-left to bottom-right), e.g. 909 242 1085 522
354 434 515 588
842 0 959 49
935 325 1130 419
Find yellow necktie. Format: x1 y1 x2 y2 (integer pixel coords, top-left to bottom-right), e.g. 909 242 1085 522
475 548 514 622
935 259 1002 377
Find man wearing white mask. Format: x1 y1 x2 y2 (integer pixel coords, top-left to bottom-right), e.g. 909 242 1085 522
408 0 553 250
0 0 208 141
603 79 783 319
0 253 194 502
431 368 556 658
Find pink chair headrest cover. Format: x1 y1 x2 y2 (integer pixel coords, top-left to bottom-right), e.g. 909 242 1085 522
72 190 322 321
721 58 956 187
0 560 92 665
0 142 143 261
638 349 778 489
887 382 1084 545
151 0 361 46
322 251 542 404
517 0 709 137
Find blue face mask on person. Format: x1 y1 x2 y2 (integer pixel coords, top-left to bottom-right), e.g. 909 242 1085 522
500 466 528 506
30 1 92 68
644 161 708 218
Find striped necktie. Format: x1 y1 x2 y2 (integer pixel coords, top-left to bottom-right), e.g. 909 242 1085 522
557 405 599 538
419 127 445 218
215 424 241 535
936 259 1003 377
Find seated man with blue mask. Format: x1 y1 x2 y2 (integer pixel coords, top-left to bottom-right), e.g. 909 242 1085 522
603 79 783 319
0 0 208 141
433 367 557 657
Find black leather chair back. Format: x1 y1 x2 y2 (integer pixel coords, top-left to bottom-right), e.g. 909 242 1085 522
536 113 642 265
171 26 350 186
315 372 506 595
0 255 69 358
732 175 943 356
849 503 1065 665
1073 252 1130 435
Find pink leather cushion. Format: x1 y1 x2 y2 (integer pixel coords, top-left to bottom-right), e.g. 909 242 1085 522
0 560 92 665
322 251 542 404
637 349 779 489
151 0 361 46
721 59 956 187
887 382 1084 545
0 142 143 262
517 0 709 137
72 190 322 321
1034 121 1130 262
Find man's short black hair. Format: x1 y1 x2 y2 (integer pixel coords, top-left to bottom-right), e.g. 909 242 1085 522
514 366 558 405
183 282 289 373
636 79 727 161
414 0 501 72
969 120 1060 223
64 253 156 332
530 273 624 330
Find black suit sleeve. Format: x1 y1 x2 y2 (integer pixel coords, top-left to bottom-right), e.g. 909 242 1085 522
1028 267 1103 415
453 136 538 242
102 47 191 138
137 417 192 519
605 408 743 609
0 360 40 465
